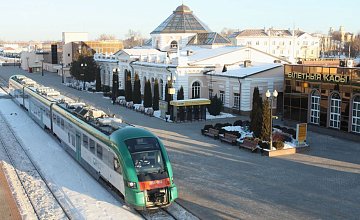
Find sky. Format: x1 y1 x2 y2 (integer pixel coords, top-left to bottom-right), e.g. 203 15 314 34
0 0 359 41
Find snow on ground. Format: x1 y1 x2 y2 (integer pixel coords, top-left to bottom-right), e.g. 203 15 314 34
206 112 235 120
222 126 253 142
0 96 141 219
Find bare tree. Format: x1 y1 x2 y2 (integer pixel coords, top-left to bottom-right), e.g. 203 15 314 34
123 29 145 48
97 34 117 41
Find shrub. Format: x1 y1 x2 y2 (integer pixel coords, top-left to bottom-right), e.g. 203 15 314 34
207 94 223 116
258 141 269 150
273 141 285 150
233 120 243 126
272 132 285 142
219 128 226 135
103 92 112 97
119 89 125 96
242 120 250 127
273 125 282 129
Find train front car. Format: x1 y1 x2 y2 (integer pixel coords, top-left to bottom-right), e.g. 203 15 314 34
110 127 177 210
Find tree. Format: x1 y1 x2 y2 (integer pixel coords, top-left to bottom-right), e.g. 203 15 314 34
222 65 227 72
260 99 271 142
95 70 101 92
112 72 119 101
70 55 99 83
124 70 133 102
133 74 142 104
250 87 263 137
143 80 152 108
177 86 184 100
97 34 117 41
123 29 145 48
207 94 223 116
153 80 160 110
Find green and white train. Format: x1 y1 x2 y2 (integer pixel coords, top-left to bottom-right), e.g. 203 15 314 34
9 75 177 210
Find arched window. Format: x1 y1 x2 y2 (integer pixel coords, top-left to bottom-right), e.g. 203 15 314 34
192 81 201 99
170 40 178 49
329 93 341 129
351 95 360 133
310 90 320 124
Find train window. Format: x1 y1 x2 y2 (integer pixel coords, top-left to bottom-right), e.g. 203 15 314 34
96 144 103 159
113 157 122 174
53 114 56 121
68 133 71 143
60 119 64 129
57 116 60 125
82 135 89 149
89 139 95 154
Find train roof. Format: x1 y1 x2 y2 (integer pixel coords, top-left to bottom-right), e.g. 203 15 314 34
10 75 130 136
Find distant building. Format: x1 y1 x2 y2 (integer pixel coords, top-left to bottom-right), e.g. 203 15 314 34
62 32 88 44
228 28 321 61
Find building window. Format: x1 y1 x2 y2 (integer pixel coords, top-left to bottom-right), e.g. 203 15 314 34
272 41 276 45
264 41 267 46
170 40 178 49
352 95 360 133
256 41 259 45
247 41 252 45
209 89 213 99
310 90 320 124
192 81 201 98
329 93 341 129
233 93 240 109
96 144 103 159
82 134 89 149
220 90 225 104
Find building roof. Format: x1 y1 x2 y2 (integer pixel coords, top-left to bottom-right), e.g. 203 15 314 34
229 29 306 38
208 63 283 78
187 32 231 46
151 4 211 34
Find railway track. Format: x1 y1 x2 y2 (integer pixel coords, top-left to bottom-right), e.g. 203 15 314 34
0 88 73 219
0 76 198 220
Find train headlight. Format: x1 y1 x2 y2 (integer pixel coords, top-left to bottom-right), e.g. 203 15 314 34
126 181 137 189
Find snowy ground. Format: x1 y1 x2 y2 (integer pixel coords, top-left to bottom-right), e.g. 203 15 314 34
0 89 142 220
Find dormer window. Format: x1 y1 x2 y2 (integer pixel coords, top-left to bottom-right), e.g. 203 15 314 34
170 40 178 49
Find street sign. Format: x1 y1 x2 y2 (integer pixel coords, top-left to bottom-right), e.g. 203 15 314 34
296 123 307 144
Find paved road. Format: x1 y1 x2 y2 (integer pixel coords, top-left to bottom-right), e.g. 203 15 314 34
1 67 360 220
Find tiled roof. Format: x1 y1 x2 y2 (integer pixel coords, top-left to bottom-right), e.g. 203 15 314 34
229 29 306 38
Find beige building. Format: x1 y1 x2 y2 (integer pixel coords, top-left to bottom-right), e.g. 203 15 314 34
228 28 321 61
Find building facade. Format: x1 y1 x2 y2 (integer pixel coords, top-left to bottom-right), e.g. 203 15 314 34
229 28 321 61
284 64 360 134
95 4 289 114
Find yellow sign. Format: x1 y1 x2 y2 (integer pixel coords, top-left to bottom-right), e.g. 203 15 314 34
287 72 350 83
296 123 307 143
170 99 211 107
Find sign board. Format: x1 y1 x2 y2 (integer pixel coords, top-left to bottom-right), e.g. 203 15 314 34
170 98 211 107
159 100 168 119
296 123 307 144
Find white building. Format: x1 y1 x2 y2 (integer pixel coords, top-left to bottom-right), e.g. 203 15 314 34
228 28 321 61
95 4 289 114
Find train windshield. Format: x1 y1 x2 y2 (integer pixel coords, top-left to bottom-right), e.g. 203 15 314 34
125 137 165 174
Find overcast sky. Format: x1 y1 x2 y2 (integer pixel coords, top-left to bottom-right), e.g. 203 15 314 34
1 0 359 41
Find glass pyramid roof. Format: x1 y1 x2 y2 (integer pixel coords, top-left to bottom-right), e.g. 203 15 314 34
151 5 211 34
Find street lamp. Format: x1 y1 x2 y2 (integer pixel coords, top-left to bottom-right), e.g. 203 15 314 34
80 63 87 90
266 89 278 150
41 59 44 76
167 74 176 96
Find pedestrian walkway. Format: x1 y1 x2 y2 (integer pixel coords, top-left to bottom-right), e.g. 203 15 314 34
0 162 21 220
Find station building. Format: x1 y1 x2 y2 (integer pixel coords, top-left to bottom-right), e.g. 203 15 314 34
284 64 360 135
95 4 289 115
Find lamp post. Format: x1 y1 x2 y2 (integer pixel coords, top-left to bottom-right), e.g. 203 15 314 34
266 89 278 150
167 74 176 97
80 63 87 90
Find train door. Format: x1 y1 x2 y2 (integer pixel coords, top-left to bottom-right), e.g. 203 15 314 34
76 132 81 161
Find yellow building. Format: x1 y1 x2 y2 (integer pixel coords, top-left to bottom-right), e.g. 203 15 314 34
83 40 123 54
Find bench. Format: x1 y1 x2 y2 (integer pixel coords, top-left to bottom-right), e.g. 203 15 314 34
239 139 258 152
220 133 238 145
203 128 219 139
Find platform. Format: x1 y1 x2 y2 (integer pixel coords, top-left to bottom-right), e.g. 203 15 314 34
0 162 21 220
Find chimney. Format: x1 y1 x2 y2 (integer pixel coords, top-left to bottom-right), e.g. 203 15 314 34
244 60 251 67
